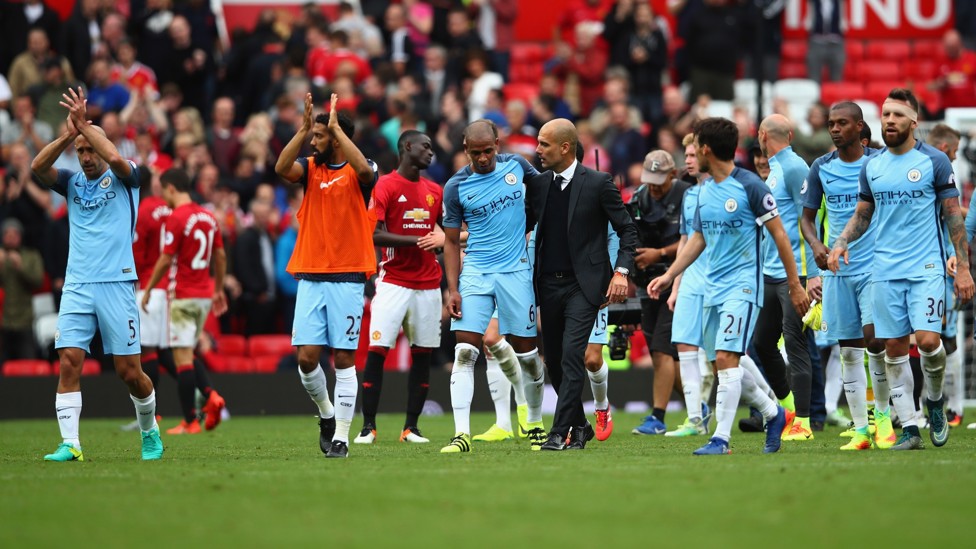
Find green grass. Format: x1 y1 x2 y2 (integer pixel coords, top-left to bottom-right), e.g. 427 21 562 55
1 411 973 547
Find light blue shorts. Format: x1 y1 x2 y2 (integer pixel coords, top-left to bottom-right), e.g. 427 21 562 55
451 270 536 337
292 280 365 350
671 291 704 348
589 307 609 345
943 275 957 339
822 272 873 341
702 300 759 361
872 276 946 339
56 281 141 355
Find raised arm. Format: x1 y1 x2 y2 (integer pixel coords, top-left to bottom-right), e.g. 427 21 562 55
61 87 132 178
275 93 313 183
30 121 79 186
327 93 374 185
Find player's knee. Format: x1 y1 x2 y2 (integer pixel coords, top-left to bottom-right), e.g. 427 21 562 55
714 352 738 371
584 349 602 371
333 350 356 369
865 338 885 355
915 333 942 354
116 362 144 386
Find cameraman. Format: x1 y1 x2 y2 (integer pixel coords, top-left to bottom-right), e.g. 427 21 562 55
628 150 690 434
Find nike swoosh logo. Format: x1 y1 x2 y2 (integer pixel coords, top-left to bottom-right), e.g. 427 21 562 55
593 331 605 337
871 174 882 181
928 318 941 323
467 194 477 200
337 394 356 398
56 407 70 412
128 341 137 346
533 376 543 383
825 178 837 185
723 337 737 342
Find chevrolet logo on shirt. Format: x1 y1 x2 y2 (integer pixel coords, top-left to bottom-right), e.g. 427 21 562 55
403 209 431 222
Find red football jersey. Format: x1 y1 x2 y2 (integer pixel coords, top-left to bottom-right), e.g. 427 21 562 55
163 203 224 299
134 196 172 290
369 172 443 290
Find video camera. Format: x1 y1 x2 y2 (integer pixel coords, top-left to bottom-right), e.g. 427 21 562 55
606 298 642 361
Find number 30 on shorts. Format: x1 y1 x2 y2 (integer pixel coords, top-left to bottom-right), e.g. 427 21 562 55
926 297 945 319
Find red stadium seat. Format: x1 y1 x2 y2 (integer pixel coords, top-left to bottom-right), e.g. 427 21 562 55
865 81 908 103
912 40 945 59
781 40 808 62
845 41 865 60
905 61 939 82
2 359 52 376
820 81 866 105
778 61 808 80
216 334 247 356
859 60 903 82
247 335 293 359
842 60 860 81
865 40 911 61
510 42 544 64
252 355 281 373
503 82 540 105
221 356 255 373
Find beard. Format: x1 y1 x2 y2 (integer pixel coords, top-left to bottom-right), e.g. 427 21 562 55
882 126 911 148
313 143 334 166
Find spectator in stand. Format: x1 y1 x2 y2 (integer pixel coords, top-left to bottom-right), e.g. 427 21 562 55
529 94 559 132
403 0 434 57
129 0 177 82
332 1 385 62
445 7 484 87
588 72 643 137
930 29 976 111
166 15 212 115
3 143 52 250
63 0 104 79
235 192 279 336
238 113 275 185
750 144 770 180
320 30 373 87
192 162 220 205
577 120 609 172
305 20 332 90
602 101 646 177
538 73 574 121
272 96 303 153
659 86 699 140
132 132 172 174
556 0 605 46
423 45 449 117
806 0 844 83
469 0 517 80
604 0 637 67
28 58 83 134
111 40 159 94
7 29 76 99
622 2 669 128
792 102 833 164
0 75 10 129
98 11 128 60
175 0 220 55
0 218 44 362
957 0 976 51
101 112 138 162
465 49 504 121
1 96 53 162
550 23 609 117
434 90 467 171
383 3 417 77
0 0 62 76
744 0 785 83
502 100 538 161
207 97 243 176
480 88 508 130
275 186 303 333
684 0 747 101
86 59 131 122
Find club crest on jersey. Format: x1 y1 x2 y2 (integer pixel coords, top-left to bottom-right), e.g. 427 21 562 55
820 320 827 332
164 231 174 246
800 180 808 194
371 331 382 341
724 198 738 212
505 173 517 185
99 177 111 189
767 175 777 189
907 169 922 182
426 194 435 207
763 193 776 210
54 329 60 341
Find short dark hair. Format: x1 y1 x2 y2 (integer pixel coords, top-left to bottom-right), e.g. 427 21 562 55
830 101 864 122
463 119 499 141
161 168 192 193
397 129 425 155
314 112 355 138
860 123 872 142
693 117 738 162
887 88 920 113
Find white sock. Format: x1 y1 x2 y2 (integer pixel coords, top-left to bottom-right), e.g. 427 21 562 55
945 349 964 413
333 367 358 443
840 347 868 430
451 344 479 434
825 345 843 414
486 356 513 432
919 342 946 402
587 362 610 411
885 354 916 428
868 350 890 412
740 366 778 420
56 392 82 448
739 353 774 400
299 364 335 419
489 339 526 406
130 390 158 432
699 349 715 403
678 351 702 420
516 348 545 424
714 368 743 442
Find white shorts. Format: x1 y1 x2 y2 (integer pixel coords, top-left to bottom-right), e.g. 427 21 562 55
368 280 442 348
169 298 211 348
137 288 169 348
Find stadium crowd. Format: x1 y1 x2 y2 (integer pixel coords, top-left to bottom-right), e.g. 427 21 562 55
3 1 976 450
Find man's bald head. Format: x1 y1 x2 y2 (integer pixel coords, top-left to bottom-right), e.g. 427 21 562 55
541 118 578 148
759 114 792 156
463 119 498 142
537 118 579 172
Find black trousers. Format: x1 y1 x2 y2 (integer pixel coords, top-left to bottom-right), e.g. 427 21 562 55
539 273 599 437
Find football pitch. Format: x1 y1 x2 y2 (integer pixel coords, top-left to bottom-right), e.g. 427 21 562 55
2 411 973 547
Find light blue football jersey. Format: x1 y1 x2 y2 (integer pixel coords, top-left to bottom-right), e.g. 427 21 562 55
762 146 815 279
54 163 140 284
693 167 778 307
678 183 707 296
443 154 538 273
858 140 958 281
804 148 881 277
